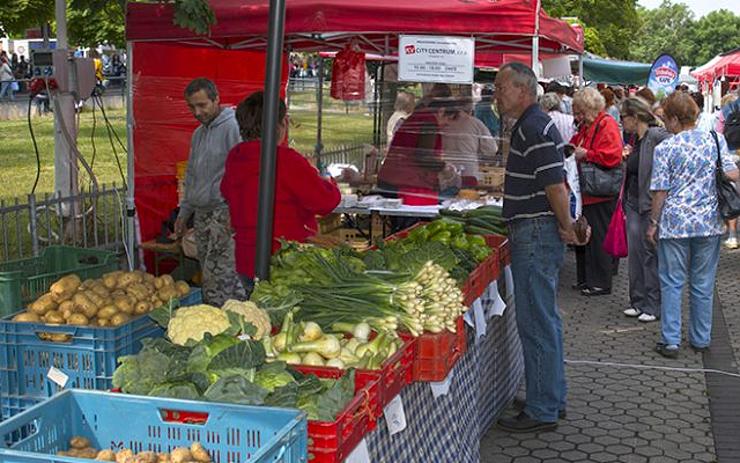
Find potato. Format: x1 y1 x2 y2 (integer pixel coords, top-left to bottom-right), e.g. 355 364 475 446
91 284 110 298
96 449 116 461
126 285 148 302
49 333 72 342
157 286 178 303
97 305 118 320
95 318 111 327
190 443 210 463
134 301 152 315
70 436 91 449
116 449 135 463
169 448 192 463
28 293 57 315
117 272 142 288
58 300 75 313
85 291 105 307
72 293 98 319
114 296 135 314
157 453 171 463
134 451 157 463
13 312 41 323
61 306 75 320
175 281 190 297
43 310 65 325
111 289 126 298
160 274 175 287
110 313 131 326
77 447 98 459
143 273 156 284
103 274 119 290
67 313 89 326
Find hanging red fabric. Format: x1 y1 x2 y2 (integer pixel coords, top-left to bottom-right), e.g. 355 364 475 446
330 44 365 101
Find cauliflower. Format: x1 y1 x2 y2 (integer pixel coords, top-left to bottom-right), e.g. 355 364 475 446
222 299 272 340
167 305 230 346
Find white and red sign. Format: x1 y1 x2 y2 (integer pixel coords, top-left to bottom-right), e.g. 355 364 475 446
398 35 475 84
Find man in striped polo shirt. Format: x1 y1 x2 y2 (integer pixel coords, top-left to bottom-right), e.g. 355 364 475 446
495 63 588 433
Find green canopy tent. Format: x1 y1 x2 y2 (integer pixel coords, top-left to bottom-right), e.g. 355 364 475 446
582 54 651 85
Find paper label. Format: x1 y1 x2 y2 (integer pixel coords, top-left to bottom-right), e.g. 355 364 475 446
473 299 486 341
384 395 407 436
47 367 69 388
346 438 371 463
489 283 506 318
464 310 474 327
430 369 454 398
504 265 514 298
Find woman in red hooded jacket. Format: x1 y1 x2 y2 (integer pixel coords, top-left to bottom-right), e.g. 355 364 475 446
220 91 341 287
570 87 623 296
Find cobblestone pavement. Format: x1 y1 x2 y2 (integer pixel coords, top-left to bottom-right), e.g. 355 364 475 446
480 247 740 463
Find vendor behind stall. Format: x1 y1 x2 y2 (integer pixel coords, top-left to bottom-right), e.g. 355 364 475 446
377 96 461 205
220 91 341 288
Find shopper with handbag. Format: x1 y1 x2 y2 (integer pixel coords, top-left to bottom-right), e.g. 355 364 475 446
620 97 671 323
647 92 739 358
570 88 624 296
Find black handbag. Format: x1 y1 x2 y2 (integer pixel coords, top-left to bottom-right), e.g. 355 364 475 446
711 131 740 220
578 120 624 197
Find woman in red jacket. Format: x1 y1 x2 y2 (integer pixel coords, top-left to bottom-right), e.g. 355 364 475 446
220 91 341 287
570 87 624 296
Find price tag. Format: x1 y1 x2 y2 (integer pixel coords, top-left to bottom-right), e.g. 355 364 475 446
429 368 453 398
473 299 486 341
488 283 506 318
47 367 69 388
383 395 407 436
345 438 371 463
504 265 514 297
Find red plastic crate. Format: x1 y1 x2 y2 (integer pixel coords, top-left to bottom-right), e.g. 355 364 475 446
399 316 467 382
293 336 414 421
485 234 511 266
292 368 380 463
462 248 499 306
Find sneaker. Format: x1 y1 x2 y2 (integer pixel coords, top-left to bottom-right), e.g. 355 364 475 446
655 342 679 359
725 237 739 250
623 307 641 317
638 313 657 323
497 411 558 433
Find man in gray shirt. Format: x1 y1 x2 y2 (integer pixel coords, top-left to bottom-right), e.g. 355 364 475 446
174 78 246 305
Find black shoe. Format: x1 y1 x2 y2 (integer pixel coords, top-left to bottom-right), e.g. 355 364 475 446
512 398 566 419
655 342 679 359
497 411 558 433
690 344 710 353
580 287 611 296
571 282 587 290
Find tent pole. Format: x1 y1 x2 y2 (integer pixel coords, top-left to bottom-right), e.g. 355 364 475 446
125 41 136 270
255 0 287 280
578 54 584 88
315 57 324 167
532 0 541 78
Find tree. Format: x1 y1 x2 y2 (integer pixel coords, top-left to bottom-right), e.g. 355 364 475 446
0 0 214 47
691 9 740 65
629 1 696 66
542 0 640 59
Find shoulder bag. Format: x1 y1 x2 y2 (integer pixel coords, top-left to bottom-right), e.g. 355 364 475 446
579 120 624 197
710 131 740 220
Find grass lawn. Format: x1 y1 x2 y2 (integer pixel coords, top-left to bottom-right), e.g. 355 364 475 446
0 89 374 200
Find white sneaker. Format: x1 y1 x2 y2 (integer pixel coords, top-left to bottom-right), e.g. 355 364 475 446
638 313 657 323
725 237 739 250
623 307 641 317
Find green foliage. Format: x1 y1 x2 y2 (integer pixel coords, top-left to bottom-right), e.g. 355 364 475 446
203 375 270 405
171 0 217 36
629 1 696 65
691 10 740 65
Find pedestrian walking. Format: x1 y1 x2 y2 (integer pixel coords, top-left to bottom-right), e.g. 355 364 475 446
0 56 16 100
174 78 247 306
494 62 589 433
620 97 670 323
647 92 739 358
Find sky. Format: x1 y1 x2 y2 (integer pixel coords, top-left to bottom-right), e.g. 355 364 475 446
638 0 739 18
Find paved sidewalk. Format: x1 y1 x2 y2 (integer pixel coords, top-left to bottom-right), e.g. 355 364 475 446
480 247 740 463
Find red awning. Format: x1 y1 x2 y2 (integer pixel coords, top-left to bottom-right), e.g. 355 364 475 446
126 0 583 55
692 48 740 82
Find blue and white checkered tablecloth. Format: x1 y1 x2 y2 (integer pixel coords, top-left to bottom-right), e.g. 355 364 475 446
363 287 524 462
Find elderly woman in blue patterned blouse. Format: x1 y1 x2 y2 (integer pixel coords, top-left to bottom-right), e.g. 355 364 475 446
647 92 739 359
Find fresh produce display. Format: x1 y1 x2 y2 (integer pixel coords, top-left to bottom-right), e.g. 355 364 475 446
113 307 356 422
57 436 212 462
267 314 403 369
10 270 191 328
439 205 508 236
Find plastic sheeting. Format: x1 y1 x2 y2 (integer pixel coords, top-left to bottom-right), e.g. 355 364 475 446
131 42 288 246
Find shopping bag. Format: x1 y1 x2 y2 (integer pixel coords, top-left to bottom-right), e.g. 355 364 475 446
330 44 365 101
603 196 628 258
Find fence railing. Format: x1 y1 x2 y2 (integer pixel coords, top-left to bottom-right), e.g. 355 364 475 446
0 183 126 263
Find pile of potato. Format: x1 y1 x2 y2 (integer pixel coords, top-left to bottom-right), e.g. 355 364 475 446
12 270 190 328
58 436 211 462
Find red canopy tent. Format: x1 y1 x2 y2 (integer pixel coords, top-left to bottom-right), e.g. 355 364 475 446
124 0 583 265
692 48 740 86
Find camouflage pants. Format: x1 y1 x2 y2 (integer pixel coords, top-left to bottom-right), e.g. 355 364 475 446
194 207 246 306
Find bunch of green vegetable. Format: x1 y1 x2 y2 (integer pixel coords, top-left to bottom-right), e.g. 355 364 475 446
439 205 507 236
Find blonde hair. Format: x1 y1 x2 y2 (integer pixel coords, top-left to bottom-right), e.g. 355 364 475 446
573 87 606 114
720 93 737 108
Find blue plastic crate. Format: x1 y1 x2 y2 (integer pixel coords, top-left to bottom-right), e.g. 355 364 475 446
0 289 202 419
0 390 308 463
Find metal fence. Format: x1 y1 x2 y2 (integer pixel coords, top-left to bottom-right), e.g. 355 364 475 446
0 183 126 263
318 142 386 169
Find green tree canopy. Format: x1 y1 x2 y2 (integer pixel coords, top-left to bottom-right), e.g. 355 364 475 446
691 9 740 65
629 1 696 65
